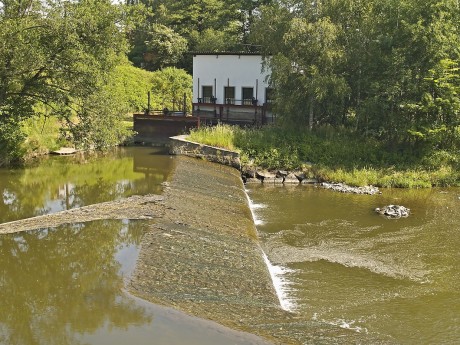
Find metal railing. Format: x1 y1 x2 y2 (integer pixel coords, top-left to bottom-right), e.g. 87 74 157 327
196 98 260 106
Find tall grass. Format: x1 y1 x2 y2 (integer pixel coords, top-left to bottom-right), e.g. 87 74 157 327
188 124 239 151
187 124 460 188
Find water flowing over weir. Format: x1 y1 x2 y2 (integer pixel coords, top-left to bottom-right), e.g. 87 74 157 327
1 148 416 344
246 191 296 312
128 156 384 344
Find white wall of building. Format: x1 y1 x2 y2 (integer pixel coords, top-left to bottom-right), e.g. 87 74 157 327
192 54 271 105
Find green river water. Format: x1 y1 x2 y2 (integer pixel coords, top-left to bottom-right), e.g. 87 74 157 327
0 148 268 345
247 184 460 344
1 147 459 344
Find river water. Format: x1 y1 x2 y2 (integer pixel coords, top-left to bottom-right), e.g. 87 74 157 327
247 184 460 344
2 147 459 344
0 147 270 345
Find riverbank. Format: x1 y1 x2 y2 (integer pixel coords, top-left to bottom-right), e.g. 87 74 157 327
188 124 460 188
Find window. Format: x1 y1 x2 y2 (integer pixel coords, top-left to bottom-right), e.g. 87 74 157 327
265 88 274 104
224 86 235 104
242 87 254 105
202 86 213 103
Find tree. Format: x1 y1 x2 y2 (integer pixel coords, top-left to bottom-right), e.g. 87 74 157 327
150 67 192 112
251 1 348 128
0 0 129 164
252 0 460 148
143 23 188 70
125 0 274 71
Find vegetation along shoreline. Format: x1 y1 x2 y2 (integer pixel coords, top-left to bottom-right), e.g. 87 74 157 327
188 124 460 189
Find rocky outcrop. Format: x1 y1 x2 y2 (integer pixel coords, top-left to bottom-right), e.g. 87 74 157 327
242 169 317 185
375 205 410 218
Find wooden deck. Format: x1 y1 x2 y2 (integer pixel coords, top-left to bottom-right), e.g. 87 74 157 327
192 102 273 126
133 113 200 144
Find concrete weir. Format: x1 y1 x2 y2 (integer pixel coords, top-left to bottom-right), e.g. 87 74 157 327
128 157 297 344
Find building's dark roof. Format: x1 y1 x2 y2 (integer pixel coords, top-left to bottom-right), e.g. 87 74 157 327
191 51 264 56
190 44 266 56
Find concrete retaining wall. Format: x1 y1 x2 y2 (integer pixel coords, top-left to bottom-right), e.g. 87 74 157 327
169 135 241 170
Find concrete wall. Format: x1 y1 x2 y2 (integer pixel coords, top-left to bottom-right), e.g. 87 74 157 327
169 135 241 170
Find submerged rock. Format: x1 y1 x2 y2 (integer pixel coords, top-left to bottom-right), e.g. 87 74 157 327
375 205 410 219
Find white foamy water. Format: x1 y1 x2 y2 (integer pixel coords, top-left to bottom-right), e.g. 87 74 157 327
265 244 429 282
327 318 368 334
262 252 296 312
246 193 266 226
245 192 295 311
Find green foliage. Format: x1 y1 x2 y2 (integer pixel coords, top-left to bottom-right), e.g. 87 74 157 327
189 124 239 151
252 0 460 148
21 114 64 156
189 124 460 187
189 27 240 52
106 63 156 113
0 118 26 166
126 0 273 71
0 0 129 163
63 87 133 150
150 67 193 112
143 23 188 70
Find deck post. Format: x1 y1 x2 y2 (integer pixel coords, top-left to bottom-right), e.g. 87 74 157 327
147 91 151 115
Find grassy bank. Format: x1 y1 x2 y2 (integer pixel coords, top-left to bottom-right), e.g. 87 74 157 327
188 124 460 188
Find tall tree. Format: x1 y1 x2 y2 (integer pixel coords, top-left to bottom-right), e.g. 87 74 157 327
252 0 460 147
0 0 129 164
125 0 274 71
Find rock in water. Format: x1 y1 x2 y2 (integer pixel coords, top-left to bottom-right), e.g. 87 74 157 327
275 170 289 183
375 205 410 219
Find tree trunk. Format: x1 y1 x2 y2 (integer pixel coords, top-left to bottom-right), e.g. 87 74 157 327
309 95 314 130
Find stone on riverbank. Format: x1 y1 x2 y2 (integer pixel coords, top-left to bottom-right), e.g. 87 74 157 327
321 182 381 195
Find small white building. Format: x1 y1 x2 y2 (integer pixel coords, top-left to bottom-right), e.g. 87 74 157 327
192 52 273 125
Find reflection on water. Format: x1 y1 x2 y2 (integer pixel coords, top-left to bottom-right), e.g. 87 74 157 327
0 148 271 345
0 147 176 223
248 184 460 344
0 220 268 345
0 220 149 345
